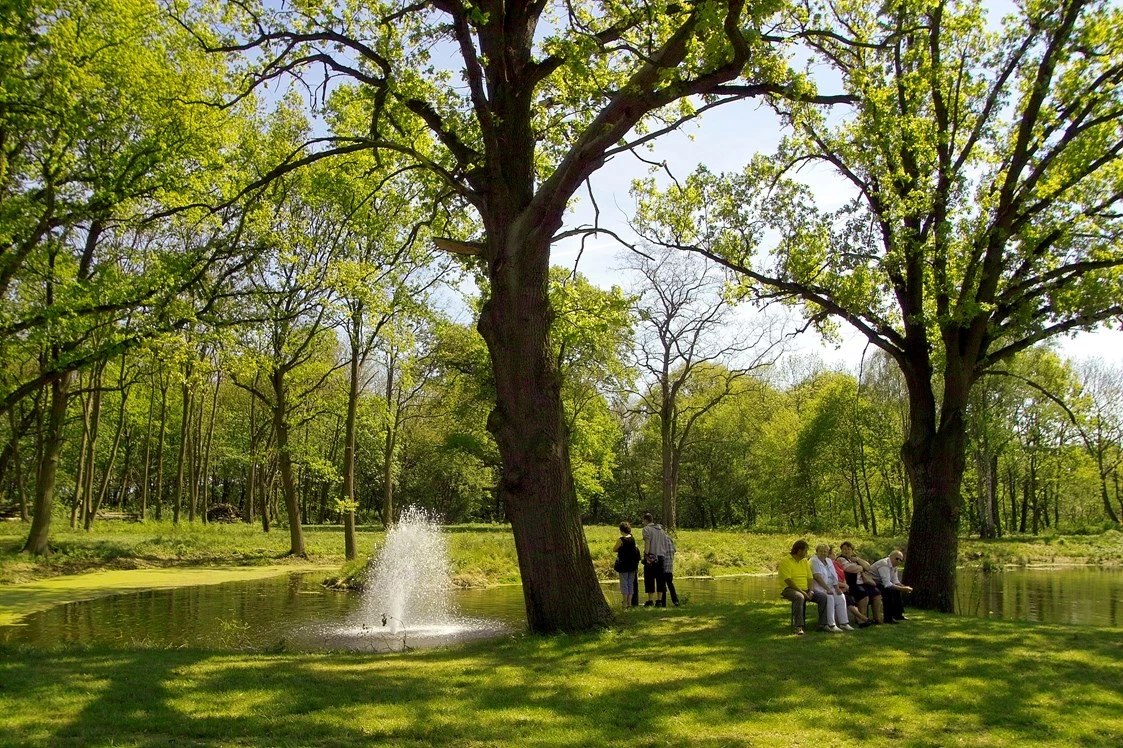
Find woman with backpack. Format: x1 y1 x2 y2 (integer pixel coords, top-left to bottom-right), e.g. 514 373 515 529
613 522 641 608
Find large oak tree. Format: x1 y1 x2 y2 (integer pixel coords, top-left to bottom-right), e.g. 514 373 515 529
635 0 1123 611
183 0 842 631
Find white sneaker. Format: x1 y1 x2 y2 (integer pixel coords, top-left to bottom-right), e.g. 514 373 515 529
840 623 855 631
826 625 844 633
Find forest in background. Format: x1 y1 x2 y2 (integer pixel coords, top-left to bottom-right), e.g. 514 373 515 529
2 0 1122 631
3 0 1122 555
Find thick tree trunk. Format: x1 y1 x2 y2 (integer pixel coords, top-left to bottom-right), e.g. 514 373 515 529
270 369 305 556
902 423 966 613
23 372 73 555
477 231 611 634
899 346 969 615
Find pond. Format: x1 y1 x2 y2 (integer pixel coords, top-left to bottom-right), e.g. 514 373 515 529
2 566 1120 651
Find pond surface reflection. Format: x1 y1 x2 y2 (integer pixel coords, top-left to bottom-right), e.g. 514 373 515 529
2 566 1120 651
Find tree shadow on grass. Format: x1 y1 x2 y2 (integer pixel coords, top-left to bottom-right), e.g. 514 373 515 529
1 602 1121 746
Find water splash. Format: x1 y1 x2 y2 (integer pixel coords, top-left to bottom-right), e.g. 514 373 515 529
313 505 510 652
360 506 453 633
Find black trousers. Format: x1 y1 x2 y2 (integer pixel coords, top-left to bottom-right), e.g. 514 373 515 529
663 571 678 605
880 586 906 620
643 558 665 596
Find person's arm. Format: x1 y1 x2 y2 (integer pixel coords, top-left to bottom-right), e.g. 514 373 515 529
613 537 623 552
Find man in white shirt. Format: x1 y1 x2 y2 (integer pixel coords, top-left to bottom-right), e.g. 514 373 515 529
869 550 913 623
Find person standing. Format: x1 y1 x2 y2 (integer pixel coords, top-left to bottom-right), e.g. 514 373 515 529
613 522 641 608
641 512 670 607
870 550 913 623
779 539 824 635
662 531 679 606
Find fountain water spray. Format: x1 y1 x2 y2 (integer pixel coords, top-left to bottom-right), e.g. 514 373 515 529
361 506 453 634
315 505 510 652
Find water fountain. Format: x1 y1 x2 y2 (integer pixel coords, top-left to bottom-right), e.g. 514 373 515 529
315 506 511 652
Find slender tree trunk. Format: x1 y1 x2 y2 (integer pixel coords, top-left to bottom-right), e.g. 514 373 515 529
200 370 220 522
342 336 360 557
78 366 106 527
14 433 28 521
114 426 133 511
189 378 204 523
173 367 192 524
154 384 168 521
382 356 397 528
139 380 156 520
659 395 676 529
260 463 271 533
476 230 611 633
23 372 73 555
70 382 91 529
88 364 129 530
245 374 259 524
974 446 999 539
270 368 305 556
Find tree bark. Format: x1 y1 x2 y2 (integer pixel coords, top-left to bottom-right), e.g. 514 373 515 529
382 351 397 528
173 369 191 524
270 368 305 556
660 394 677 530
23 372 73 555
901 362 968 614
139 379 156 520
341 336 360 558
87 363 129 530
153 383 169 520
477 230 611 633
200 370 220 522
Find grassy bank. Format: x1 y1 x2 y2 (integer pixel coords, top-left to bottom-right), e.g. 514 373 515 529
1 604 1121 747
4 520 1122 592
0 521 381 586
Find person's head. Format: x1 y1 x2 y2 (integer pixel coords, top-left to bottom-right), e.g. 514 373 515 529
815 543 830 559
791 539 809 558
839 541 854 557
890 550 905 566
643 512 654 525
619 521 632 535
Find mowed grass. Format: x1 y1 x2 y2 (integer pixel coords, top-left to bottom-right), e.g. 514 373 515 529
1 604 1121 747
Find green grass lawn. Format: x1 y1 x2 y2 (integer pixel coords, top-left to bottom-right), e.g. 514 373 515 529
1 603 1121 747
4 520 1122 591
